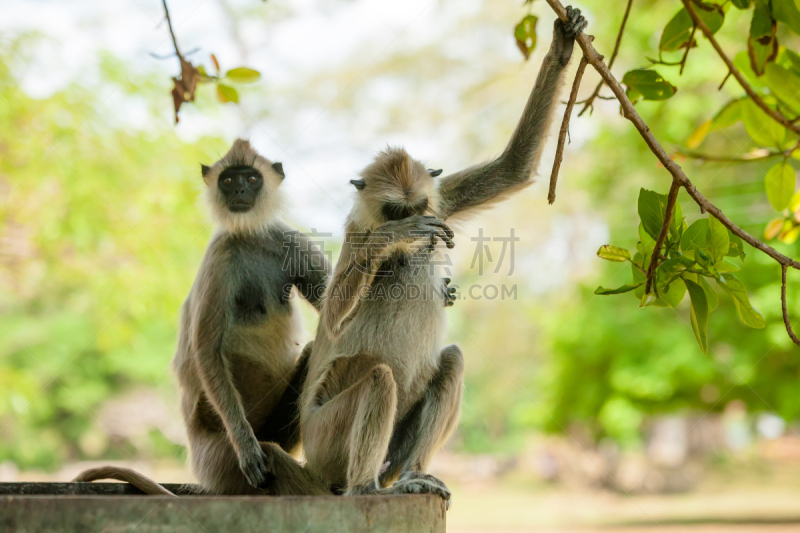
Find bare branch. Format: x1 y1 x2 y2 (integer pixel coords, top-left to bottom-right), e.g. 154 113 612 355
679 24 696 76
681 0 800 136
645 181 680 296
782 266 800 346
162 0 185 62
543 0 800 272
549 57 588 205
676 148 786 163
577 0 633 117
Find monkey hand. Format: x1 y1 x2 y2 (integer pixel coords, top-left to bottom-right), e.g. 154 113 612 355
238 441 274 489
442 277 457 308
378 215 455 250
550 6 588 67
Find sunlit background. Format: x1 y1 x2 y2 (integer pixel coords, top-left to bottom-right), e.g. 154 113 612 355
1 0 800 531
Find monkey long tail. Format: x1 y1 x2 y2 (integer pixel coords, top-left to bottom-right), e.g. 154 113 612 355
73 466 176 496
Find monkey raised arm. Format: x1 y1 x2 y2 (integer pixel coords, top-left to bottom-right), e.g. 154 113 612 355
188 254 270 489
321 215 454 336
437 8 587 221
277 226 332 312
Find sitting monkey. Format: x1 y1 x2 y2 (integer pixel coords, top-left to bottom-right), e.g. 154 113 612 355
297 8 588 505
75 139 331 495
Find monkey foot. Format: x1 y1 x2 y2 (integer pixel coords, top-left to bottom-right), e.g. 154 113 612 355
563 6 588 38
387 472 452 509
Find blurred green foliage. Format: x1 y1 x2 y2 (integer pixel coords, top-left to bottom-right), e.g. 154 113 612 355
0 36 227 468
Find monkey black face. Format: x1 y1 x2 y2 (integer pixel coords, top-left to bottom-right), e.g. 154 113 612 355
218 166 263 212
381 197 429 221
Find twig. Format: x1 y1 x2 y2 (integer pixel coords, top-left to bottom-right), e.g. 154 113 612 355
549 57 588 205
542 0 800 272
679 24 696 76
781 265 800 346
681 0 800 136
677 148 785 163
717 70 731 90
162 0 185 62
577 0 633 116
645 181 681 296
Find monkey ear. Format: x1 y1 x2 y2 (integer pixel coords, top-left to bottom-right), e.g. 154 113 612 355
272 162 285 179
349 179 366 191
428 168 443 177
201 164 211 177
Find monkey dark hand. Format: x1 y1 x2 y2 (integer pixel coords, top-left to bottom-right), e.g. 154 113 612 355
442 277 457 308
550 6 587 67
379 214 455 250
238 441 274 489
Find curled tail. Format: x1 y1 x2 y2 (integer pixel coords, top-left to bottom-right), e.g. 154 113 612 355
263 442 331 496
73 466 176 496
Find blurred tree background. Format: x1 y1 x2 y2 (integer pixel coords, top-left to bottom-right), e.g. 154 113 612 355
0 0 798 493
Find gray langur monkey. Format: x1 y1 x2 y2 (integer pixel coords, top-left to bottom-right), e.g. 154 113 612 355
74 139 332 496
294 9 588 504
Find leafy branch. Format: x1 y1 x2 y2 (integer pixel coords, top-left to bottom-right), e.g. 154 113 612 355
537 0 800 348
161 0 262 122
681 0 800 136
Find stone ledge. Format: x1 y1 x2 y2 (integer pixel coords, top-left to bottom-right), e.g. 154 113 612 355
0 483 446 533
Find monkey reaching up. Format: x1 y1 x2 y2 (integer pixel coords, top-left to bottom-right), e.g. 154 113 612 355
75 139 331 495
297 9 587 504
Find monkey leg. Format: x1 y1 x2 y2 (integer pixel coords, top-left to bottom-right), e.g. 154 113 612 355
254 341 313 453
380 344 464 503
303 361 398 495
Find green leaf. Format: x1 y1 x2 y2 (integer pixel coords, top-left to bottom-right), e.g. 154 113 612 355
681 219 708 259
638 189 669 240
750 0 773 40
784 49 800 75
659 7 724 52
706 215 730 263
742 99 789 148
765 162 796 211
225 67 261 83
712 98 746 129
699 276 719 311
685 279 709 354
661 278 687 308
216 84 239 103
732 0 751 9
734 50 768 87
514 15 538 60
773 0 800 35
727 231 745 259
716 274 766 328
765 63 800 115
623 70 678 102
597 245 632 262
595 283 643 295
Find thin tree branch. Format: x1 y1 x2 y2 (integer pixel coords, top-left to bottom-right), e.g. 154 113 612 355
682 0 800 136
782 265 800 346
679 24 696 76
676 148 786 163
162 0 185 63
645 180 680 296
542 0 800 273
549 57 588 205
577 0 633 116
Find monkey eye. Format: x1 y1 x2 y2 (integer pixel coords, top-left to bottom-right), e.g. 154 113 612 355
248 175 257 183
223 177 233 185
